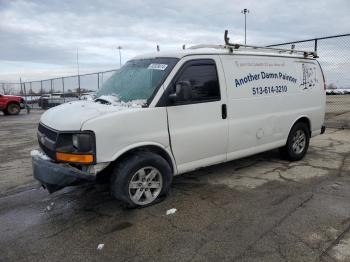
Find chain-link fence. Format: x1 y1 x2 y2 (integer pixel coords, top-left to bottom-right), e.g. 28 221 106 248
1 34 350 128
0 69 118 110
267 34 350 128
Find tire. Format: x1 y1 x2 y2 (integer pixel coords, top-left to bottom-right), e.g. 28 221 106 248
111 151 173 208
279 122 310 161
40 100 48 109
5 103 20 115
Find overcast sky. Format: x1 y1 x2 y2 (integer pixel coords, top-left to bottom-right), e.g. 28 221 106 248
0 0 349 83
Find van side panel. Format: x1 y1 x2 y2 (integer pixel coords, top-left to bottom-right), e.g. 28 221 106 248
82 108 171 164
220 55 325 161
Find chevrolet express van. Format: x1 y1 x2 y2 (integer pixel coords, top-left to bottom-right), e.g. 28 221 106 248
32 33 326 207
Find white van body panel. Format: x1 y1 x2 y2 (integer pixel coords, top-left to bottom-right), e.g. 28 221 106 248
40 100 149 131
41 100 112 130
218 55 325 162
164 55 229 174
38 49 326 178
105 141 177 174
81 107 171 164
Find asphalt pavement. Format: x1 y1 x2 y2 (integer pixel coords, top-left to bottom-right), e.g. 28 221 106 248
1 110 350 262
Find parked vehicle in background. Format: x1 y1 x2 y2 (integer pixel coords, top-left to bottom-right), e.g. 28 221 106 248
32 31 326 208
24 96 41 105
326 88 350 95
80 92 96 101
38 93 79 109
0 94 25 115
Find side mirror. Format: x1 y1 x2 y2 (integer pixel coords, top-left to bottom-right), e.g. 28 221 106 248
169 81 192 102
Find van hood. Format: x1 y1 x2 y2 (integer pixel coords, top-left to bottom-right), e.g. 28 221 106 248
40 99 145 131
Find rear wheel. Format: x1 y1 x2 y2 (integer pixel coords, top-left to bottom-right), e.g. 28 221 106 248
111 151 173 208
5 103 20 115
279 122 310 161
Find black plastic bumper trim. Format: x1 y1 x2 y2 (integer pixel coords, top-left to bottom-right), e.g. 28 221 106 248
32 155 95 193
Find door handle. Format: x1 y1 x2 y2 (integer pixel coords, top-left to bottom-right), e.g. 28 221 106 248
221 104 227 119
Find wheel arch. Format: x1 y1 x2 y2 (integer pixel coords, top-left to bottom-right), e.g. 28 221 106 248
290 116 312 137
110 143 177 175
7 101 20 107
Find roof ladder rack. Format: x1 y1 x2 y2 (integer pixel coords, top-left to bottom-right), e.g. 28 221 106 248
224 30 318 58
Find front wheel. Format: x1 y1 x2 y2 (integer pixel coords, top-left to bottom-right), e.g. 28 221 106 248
5 103 20 115
111 151 173 208
279 122 310 161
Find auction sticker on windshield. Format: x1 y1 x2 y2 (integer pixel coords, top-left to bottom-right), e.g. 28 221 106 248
148 64 168 70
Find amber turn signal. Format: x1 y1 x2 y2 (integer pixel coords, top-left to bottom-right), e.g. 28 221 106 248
56 152 94 163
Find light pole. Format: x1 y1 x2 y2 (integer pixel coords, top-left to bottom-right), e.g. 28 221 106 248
117 46 122 67
241 8 249 45
76 48 81 97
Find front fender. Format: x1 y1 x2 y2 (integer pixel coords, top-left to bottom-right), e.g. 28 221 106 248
82 107 172 167
111 142 178 175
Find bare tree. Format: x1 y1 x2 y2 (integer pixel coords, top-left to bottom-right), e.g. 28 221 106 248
1 83 13 95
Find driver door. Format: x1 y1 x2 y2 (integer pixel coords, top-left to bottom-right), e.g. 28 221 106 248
164 57 228 174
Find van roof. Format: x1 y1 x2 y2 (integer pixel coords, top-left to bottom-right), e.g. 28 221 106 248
134 46 317 60
135 31 318 60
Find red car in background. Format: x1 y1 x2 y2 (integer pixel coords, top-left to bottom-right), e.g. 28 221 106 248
0 94 25 115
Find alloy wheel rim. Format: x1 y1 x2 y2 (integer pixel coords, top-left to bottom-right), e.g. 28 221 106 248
128 166 163 205
292 130 306 154
9 104 19 114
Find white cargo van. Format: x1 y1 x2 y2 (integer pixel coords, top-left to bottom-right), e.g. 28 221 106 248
32 31 326 207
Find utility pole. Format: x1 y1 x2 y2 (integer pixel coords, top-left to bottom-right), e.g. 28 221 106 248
241 8 249 45
117 46 122 67
20 78 29 113
77 48 81 97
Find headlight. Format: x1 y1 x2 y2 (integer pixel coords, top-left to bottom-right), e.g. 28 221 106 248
72 134 79 149
56 132 95 164
71 133 94 152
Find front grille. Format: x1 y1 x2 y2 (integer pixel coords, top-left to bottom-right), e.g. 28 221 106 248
38 140 56 160
38 123 58 141
38 123 58 160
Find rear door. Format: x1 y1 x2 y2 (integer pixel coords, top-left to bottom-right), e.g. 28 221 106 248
164 56 228 174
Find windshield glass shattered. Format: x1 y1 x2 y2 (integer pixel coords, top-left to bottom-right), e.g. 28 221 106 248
96 58 178 103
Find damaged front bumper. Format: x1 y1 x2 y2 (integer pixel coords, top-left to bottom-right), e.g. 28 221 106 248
32 151 96 193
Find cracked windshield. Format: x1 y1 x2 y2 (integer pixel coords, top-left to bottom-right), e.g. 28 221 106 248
96 58 178 102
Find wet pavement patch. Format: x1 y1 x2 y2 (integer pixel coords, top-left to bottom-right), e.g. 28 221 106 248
1 111 350 261
98 221 133 234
